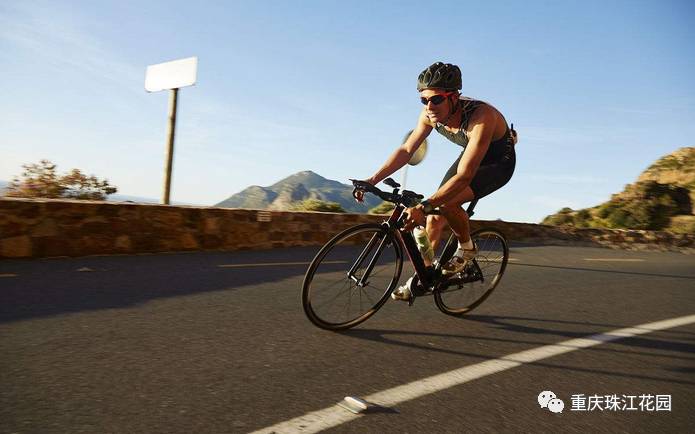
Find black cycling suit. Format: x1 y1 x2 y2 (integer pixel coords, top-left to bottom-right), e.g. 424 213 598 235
435 96 516 199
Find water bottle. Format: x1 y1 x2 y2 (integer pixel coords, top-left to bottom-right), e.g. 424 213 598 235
413 227 434 262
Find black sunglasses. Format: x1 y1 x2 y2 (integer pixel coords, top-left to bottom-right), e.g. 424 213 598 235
420 92 454 106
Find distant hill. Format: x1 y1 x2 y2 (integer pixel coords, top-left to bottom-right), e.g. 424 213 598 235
108 194 160 204
0 181 191 205
543 147 695 233
215 171 383 213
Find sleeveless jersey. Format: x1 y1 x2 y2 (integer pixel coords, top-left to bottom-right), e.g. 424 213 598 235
434 96 514 165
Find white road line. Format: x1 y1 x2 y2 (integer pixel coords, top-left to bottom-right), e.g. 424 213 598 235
478 258 518 263
583 258 645 262
221 259 517 268
218 261 347 268
249 313 695 434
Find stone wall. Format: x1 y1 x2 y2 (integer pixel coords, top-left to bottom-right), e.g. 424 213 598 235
1 197 693 259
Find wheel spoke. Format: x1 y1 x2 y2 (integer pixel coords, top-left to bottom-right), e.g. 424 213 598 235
312 279 353 312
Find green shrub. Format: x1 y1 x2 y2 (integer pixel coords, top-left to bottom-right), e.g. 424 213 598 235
542 213 574 226
369 201 396 215
294 199 345 213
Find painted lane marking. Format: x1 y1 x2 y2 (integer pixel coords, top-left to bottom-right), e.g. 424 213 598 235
217 261 347 268
583 258 646 262
0 273 18 277
249 313 695 434
219 259 516 268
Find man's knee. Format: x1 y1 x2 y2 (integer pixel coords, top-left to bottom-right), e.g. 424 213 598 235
427 214 446 228
439 187 475 214
439 203 468 219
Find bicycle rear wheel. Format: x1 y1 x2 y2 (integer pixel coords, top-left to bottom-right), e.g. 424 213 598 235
434 228 509 316
302 223 403 331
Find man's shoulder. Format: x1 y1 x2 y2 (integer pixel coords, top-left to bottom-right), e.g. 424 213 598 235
467 102 497 124
460 96 497 110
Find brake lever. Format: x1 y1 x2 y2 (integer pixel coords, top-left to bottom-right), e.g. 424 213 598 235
350 179 372 201
351 187 362 201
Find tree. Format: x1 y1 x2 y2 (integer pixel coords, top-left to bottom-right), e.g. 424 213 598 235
3 160 117 200
369 201 396 215
294 198 345 213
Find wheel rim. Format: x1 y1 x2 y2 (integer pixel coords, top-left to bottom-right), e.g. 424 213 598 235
435 230 508 314
303 226 401 329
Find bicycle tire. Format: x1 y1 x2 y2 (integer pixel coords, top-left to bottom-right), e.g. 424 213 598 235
302 223 403 331
434 228 509 316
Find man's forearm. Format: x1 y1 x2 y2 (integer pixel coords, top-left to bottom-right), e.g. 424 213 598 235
369 148 411 184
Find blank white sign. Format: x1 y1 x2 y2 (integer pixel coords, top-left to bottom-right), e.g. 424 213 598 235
145 57 198 92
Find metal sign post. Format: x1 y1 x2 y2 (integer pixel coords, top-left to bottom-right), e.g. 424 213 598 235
163 88 179 204
145 56 198 204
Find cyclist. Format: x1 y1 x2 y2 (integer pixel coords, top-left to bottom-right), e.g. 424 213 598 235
355 61 517 300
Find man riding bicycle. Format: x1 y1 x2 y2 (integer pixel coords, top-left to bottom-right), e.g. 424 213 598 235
355 61 517 300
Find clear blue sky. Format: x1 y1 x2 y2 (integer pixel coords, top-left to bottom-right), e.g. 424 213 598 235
1 0 694 222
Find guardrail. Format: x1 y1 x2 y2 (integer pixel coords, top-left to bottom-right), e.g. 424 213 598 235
1 198 693 258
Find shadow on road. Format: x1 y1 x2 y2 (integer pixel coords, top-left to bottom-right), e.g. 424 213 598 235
1 246 692 324
341 314 695 386
0 248 321 324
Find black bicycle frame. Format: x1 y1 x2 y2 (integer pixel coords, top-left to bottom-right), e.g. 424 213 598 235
347 195 480 291
403 198 482 292
348 229 390 287
346 200 404 287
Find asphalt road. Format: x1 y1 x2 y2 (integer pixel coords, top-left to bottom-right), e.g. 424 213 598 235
1 244 694 434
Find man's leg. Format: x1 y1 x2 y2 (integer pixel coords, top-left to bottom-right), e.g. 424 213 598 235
438 186 476 245
419 215 447 267
438 186 478 275
423 186 475 268
426 214 447 252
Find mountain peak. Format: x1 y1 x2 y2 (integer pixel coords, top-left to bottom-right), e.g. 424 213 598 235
269 170 343 191
215 170 380 212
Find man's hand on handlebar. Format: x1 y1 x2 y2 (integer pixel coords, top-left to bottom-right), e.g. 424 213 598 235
402 204 426 232
352 178 376 203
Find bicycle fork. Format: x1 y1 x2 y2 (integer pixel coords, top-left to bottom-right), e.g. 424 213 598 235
347 228 391 287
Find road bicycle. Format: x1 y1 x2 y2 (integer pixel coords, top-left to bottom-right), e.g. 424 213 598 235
301 178 509 331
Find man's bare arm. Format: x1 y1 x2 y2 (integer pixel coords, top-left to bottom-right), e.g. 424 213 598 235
366 109 433 185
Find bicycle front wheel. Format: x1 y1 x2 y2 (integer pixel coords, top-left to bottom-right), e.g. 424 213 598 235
434 228 509 316
302 223 402 331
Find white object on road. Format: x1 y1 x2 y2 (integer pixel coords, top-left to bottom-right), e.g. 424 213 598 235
337 396 369 414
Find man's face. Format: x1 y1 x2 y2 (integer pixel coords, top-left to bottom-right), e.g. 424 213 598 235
420 88 454 123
